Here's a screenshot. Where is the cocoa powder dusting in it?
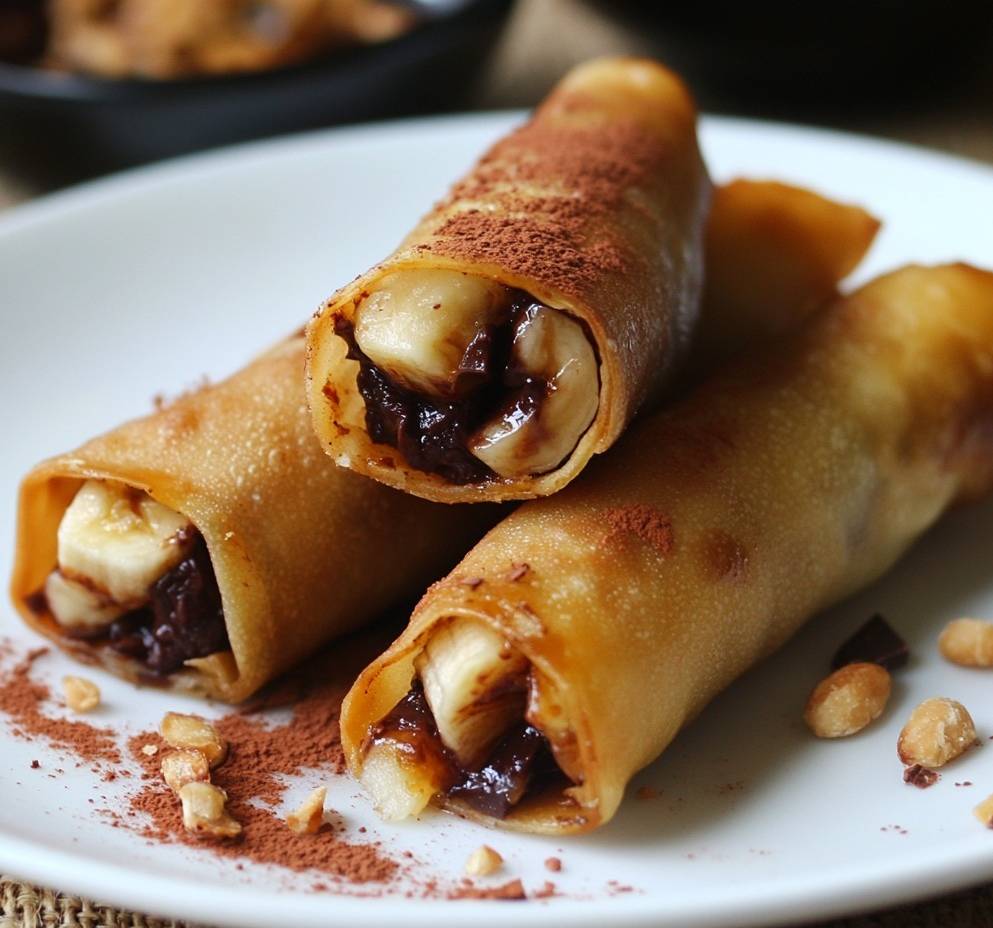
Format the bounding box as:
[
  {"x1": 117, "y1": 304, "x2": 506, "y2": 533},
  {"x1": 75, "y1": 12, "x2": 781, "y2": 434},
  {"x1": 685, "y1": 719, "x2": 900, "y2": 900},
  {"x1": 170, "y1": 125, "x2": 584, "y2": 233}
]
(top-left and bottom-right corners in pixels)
[
  {"x1": 0, "y1": 647, "x2": 120, "y2": 763},
  {"x1": 424, "y1": 121, "x2": 664, "y2": 298},
  {"x1": 126, "y1": 633, "x2": 398, "y2": 884},
  {"x1": 448, "y1": 878, "x2": 527, "y2": 901},
  {"x1": 602, "y1": 505, "x2": 674, "y2": 556}
]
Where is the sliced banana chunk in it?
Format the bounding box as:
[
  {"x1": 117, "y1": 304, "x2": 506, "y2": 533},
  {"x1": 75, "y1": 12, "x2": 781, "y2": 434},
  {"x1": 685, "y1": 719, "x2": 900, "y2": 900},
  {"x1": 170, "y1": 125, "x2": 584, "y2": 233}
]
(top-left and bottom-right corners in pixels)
[
  {"x1": 416, "y1": 617, "x2": 529, "y2": 768},
  {"x1": 469, "y1": 306, "x2": 599, "y2": 478},
  {"x1": 360, "y1": 743, "x2": 440, "y2": 821},
  {"x1": 353, "y1": 269, "x2": 509, "y2": 397},
  {"x1": 56, "y1": 479, "x2": 192, "y2": 608},
  {"x1": 44, "y1": 570, "x2": 125, "y2": 631}
]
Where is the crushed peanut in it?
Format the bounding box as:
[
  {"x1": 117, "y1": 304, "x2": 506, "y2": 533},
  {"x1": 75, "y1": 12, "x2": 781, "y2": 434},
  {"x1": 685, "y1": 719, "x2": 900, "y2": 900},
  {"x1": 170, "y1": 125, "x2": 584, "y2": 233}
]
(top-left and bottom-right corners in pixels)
[
  {"x1": 939, "y1": 618, "x2": 993, "y2": 668},
  {"x1": 974, "y1": 794, "x2": 993, "y2": 828},
  {"x1": 161, "y1": 712, "x2": 228, "y2": 768},
  {"x1": 161, "y1": 749, "x2": 210, "y2": 793},
  {"x1": 178, "y1": 782, "x2": 241, "y2": 839},
  {"x1": 140, "y1": 743, "x2": 159, "y2": 757},
  {"x1": 465, "y1": 845, "x2": 504, "y2": 877},
  {"x1": 803, "y1": 662, "x2": 891, "y2": 738},
  {"x1": 286, "y1": 786, "x2": 327, "y2": 835},
  {"x1": 898, "y1": 697, "x2": 977, "y2": 768},
  {"x1": 62, "y1": 675, "x2": 100, "y2": 713}
]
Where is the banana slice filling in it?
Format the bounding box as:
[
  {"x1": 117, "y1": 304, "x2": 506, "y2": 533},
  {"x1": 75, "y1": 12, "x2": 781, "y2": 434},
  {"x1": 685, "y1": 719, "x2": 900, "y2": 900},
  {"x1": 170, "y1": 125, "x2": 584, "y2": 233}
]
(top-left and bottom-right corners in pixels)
[
  {"x1": 28, "y1": 479, "x2": 230, "y2": 676},
  {"x1": 338, "y1": 269, "x2": 601, "y2": 484},
  {"x1": 360, "y1": 617, "x2": 575, "y2": 821}
]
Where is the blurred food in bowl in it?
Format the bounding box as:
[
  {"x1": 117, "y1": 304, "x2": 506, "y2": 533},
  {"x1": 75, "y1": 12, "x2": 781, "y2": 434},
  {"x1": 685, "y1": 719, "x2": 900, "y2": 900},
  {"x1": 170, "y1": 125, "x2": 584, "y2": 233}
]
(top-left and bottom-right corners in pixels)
[
  {"x1": 43, "y1": 0, "x2": 415, "y2": 79},
  {"x1": 0, "y1": 0, "x2": 47, "y2": 62},
  {"x1": 0, "y1": 0, "x2": 511, "y2": 180}
]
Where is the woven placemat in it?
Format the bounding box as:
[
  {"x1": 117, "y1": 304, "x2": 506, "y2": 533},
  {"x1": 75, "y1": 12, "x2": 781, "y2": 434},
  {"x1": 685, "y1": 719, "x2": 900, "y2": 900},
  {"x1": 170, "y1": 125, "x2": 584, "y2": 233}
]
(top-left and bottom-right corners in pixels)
[{"x1": 3, "y1": 875, "x2": 993, "y2": 928}]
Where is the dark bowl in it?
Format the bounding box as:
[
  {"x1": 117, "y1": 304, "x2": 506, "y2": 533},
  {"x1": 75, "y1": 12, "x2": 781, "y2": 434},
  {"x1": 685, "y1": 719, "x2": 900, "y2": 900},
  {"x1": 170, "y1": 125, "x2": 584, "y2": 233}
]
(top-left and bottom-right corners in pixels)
[{"x1": 0, "y1": 0, "x2": 512, "y2": 185}]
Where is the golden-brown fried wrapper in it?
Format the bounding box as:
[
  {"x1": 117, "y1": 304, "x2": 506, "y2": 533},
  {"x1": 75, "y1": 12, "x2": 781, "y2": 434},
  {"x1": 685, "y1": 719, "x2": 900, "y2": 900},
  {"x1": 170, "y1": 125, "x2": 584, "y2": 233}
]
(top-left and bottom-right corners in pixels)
[
  {"x1": 307, "y1": 57, "x2": 711, "y2": 503},
  {"x1": 692, "y1": 178, "x2": 880, "y2": 370},
  {"x1": 341, "y1": 264, "x2": 993, "y2": 834},
  {"x1": 9, "y1": 337, "x2": 496, "y2": 702}
]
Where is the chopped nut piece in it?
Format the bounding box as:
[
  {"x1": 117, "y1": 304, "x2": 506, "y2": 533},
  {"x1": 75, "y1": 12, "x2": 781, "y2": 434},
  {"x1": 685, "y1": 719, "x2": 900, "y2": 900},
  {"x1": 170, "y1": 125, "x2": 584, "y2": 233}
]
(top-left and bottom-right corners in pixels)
[
  {"x1": 898, "y1": 697, "x2": 977, "y2": 768},
  {"x1": 465, "y1": 845, "x2": 504, "y2": 877},
  {"x1": 178, "y1": 782, "x2": 241, "y2": 839},
  {"x1": 140, "y1": 743, "x2": 159, "y2": 756},
  {"x1": 286, "y1": 786, "x2": 327, "y2": 835},
  {"x1": 161, "y1": 749, "x2": 210, "y2": 793},
  {"x1": 974, "y1": 794, "x2": 993, "y2": 828},
  {"x1": 903, "y1": 764, "x2": 939, "y2": 789},
  {"x1": 939, "y1": 618, "x2": 993, "y2": 668},
  {"x1": 62, "y1": 675, "x2": 100, "y2": 713},
  {"x1": 803, "y1": 662, "x2": 891, "y2": 738},
  {"x1": 161, "y1": 712, "x2": 228, "y2": 768},
  {"x1": 544, "y1": 856, "x2": 562, "y2": 872}
]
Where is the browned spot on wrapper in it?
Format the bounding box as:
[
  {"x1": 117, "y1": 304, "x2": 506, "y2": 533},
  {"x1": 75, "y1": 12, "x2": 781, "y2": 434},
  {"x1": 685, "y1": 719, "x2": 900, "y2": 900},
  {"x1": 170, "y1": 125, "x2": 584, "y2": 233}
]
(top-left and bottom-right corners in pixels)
[
  {"x1": 157, "y1": 402, "x2": 200, "y2": 440},
  {"x1": 704, "y1": 530, "x2": 748, "y2": 581},
  {"x1": 603, "y1": 505, "x2": 673, "y2": 556},
  {"x1": 322, "y1": 382, "x2": 340, "y2": 406}
]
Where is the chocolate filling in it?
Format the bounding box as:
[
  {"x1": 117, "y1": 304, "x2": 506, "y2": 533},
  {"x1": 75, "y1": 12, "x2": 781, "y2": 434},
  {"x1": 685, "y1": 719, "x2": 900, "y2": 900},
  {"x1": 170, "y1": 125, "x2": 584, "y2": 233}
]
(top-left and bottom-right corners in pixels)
[
  {"x1": 28, "y1": 532, "x2": 230, "y2": 676},
  {"x1": 336, "y1": 288, "x2": 551, "y2": 485},
  {"x1": 106, "y1": 533, "x2": 229, "y2": 676},
  {"x1": 369, "y1": 681, "x2": 563, "y2": 819}
]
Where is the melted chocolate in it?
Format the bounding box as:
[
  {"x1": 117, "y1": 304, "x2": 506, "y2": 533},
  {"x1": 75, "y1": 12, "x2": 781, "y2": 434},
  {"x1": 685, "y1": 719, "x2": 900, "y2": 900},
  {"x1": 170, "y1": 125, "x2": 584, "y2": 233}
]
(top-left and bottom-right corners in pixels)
[
  {"x1": 337, "y1": 289, "x2": 551, "y2": 485},
  {"x1": 107, "y1": 533, "x2": 229, "y2": 676},
  {"x1": 370, "y1": 682, "x2": 561, "y2": 819},
  {"x1": 447, "y1": 723, "x2": 555, "y2": 818}
]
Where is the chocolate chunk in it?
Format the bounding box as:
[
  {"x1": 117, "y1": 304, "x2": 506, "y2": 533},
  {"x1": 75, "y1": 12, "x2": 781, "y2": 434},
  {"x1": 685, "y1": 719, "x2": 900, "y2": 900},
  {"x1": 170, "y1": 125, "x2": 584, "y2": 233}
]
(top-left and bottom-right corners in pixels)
[
  {"x1": 108, "y1": 534, "x2": 229, "y2": 676},
  {"x1": 447, "y1": 724, "x2": 552, "y2": 819},
  {"x1": 903, "y1": 764, "x2": 939, "y2": 789},
  {"x1": 372, "y1": 682, "x2": 563, "y2": 819},
  {"x1": 832, "y1": 614, "x2": 909, "y2": 671}
]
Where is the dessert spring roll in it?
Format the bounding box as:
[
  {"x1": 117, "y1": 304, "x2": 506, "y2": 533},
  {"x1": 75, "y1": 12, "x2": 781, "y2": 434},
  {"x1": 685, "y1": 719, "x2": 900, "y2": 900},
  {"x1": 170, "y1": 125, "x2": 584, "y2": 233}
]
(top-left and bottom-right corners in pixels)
[
  {"x1": 307, "y1": 57, "x2": 711, "y2": 503},
  {"x1": 341, "y1": 264, "x2": 993, "y2": 834},
  {"x1": 10, "y1": 336, "x2": 496, "y2": 702}
]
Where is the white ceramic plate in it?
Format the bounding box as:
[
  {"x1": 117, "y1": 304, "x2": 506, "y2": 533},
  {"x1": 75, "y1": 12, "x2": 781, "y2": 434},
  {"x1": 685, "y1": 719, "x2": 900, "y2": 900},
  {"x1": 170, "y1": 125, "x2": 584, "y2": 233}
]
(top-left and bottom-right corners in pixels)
[{"x1": 2, "y1": 113, "x2": 993, "y2": 928}]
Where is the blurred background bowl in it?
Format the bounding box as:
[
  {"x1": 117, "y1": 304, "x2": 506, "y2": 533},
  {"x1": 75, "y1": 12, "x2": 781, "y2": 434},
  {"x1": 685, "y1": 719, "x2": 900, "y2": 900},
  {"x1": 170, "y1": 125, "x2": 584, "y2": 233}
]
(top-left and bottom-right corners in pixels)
[{"x1": 0, "y1": 0, "x2": 512, "y2": 184}]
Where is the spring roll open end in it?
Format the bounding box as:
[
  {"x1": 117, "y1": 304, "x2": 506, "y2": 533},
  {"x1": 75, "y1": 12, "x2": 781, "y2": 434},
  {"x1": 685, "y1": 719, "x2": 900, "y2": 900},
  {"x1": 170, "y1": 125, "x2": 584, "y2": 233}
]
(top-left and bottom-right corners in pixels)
[
  {"x1": 341, "y1": 598, "x2": 605, "y2": 834},
  {"x1": 307, "y1": 56, "x2": 710, "y2": 502},
  {"x1": 13, "y1": 337, "x2": 498, "y2": 702}
]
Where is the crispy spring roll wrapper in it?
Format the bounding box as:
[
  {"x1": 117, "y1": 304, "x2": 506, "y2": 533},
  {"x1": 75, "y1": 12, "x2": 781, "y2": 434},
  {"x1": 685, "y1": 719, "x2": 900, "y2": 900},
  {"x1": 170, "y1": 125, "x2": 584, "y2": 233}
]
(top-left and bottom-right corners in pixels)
[
  {"x1": 341, "y1": 264, "x2": 993, "y2": 834},
  {"x1": 307, "y1": 57, "x2": 710, "y2": 503},
  {"x1": 10, "y1": 336, "x2": 497, "y2": 702},
  {"x1": 691, "y1": 178, "x2": 880, "y2": 370}
]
